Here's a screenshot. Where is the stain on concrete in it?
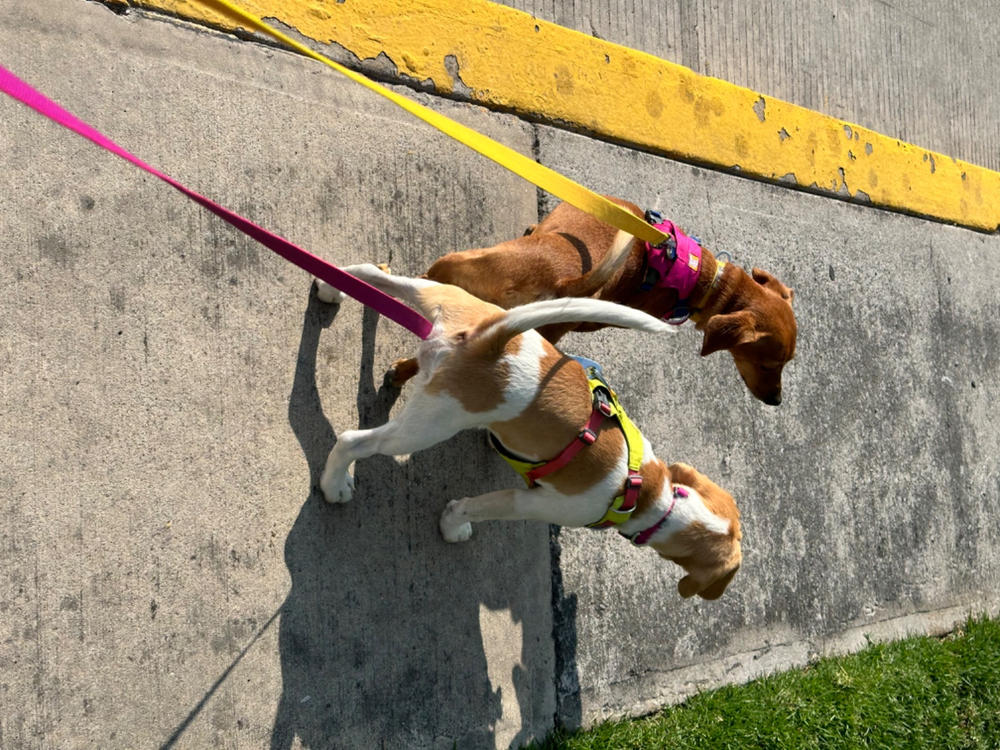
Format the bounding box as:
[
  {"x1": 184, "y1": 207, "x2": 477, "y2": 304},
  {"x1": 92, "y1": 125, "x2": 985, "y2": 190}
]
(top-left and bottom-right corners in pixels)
[
  {"x1": 37, "y1": 234, "x2": 79, "y2": 269},
  {"x1": 645, "y1": 89, "x2": 663, "y2": 119},
  {"x1": 735, "y1": 134, "x2": 749, "y2": 158},
  {"x1": 554, "y1": 65, "x2": 574, "y2": 95},
  {"x1": 109, "y1": 285, "x2": 127, "y2": 312}
]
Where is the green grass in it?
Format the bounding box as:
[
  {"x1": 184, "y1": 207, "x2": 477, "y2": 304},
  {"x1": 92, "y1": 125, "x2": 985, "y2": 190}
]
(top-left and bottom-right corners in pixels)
[{"x1": 532, "y1": 616, "x2": 1000, "y2": 750}]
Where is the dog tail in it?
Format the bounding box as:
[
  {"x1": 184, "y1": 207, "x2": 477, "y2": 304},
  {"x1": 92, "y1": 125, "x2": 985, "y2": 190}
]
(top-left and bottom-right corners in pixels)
[
  {"x1": 554, "y1": 229, "x2": 638, "y2": 298},
  {"x1": 477, "y1": 297, "x2": 671, "y2": 350}
]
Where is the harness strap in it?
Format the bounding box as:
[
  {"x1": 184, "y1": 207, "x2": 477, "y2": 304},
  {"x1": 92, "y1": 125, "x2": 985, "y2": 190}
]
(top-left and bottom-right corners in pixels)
[
  {"x1": 525, "y1": 392, "x2": 610, "y2": 485},
  {"x1": 639, "y1": 210, "x2": 703, "y2": 301},
  {"x1": 489, "y1": 357, "x2": 646, "y2": 530}
]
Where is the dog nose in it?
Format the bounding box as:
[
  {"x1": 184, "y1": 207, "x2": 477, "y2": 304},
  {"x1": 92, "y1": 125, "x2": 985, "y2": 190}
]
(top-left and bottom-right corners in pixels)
[{"x1": 763, "y1": 391, "x2": 782, "y2": 406}]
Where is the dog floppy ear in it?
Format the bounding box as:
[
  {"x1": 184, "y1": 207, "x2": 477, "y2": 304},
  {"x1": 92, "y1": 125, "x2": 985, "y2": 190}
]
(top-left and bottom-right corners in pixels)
[
  {"x1": 700, "y1": 310, "x2": 763, "y2": 356},
  {"x1": 752, "y1": 267, "x2": 794, "y2": 301}
]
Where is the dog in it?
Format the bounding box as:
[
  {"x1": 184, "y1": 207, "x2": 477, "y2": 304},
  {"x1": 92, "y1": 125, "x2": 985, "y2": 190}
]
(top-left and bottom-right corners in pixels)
[
  {"x1": 392, "y1": 198, "x2": 796, "y2": 405},
  {"x1": 315, "y1": 266, "x2": 742, "y2": 600}
]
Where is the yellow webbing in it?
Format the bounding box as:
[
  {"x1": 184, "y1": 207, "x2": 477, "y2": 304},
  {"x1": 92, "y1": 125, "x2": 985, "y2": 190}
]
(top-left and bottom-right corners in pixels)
[{"x1": 200, "y1": 0, "x2": 669, "y2": 247}]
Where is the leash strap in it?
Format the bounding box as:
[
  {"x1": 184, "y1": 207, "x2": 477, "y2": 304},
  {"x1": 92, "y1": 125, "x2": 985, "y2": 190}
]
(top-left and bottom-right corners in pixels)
[
  {"x1": 0, "y1": 64, "x2": 433, "y2": 340},
  {"x1": 199, "y1": 0, "x2": 670, "y2": 248}
]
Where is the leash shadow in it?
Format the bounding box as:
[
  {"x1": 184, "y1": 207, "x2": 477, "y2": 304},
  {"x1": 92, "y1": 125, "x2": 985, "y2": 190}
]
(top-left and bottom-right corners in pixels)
[{"x1": 272, "y1": 291, "x2": 567, "y2": 748}]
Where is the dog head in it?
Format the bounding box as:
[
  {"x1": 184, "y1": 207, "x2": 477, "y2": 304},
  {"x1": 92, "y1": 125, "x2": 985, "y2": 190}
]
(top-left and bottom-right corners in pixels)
[
  {"x1": 699, "y1": 267, "x2": 796, "y2": 406},
  {"x1": 653, "y1": 463, "x2": 742, "y2": 600}
]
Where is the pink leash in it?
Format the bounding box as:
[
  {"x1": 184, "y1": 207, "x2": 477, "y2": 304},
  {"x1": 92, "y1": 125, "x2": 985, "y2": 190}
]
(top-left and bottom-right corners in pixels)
[{"x1": 0, "y1": 65, "x2": 433, "y2": 340}]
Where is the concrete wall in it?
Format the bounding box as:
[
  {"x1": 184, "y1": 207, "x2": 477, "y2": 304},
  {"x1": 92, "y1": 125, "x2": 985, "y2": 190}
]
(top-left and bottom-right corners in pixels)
[
  {"x1": 1, "y1": 4, "x2": 551, "y2": 748},
  {"x1": 2, "y1": 0, "x2": 999, "y2": 748},
  {"x1": 534, "y1": 127, "x2": 1000, "y2": 719},
  {"x1": 503, "y1": 0, "x2": 1000, "y2": 172}
]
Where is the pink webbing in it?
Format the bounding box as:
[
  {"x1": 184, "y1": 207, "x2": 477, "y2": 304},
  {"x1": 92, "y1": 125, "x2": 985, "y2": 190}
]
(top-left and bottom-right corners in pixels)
[
  {"x1": 0, "y1": 65, "x2": 433, "y2": 339},
  {"x1": 645, "y1": 219, "x2": 703, "y2": 301}
]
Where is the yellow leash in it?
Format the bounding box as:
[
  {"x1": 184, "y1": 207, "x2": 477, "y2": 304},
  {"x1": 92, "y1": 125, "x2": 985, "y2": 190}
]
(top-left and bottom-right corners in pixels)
[{"x1": 200, "y1": 0, "x2": 669, "y2": 247}]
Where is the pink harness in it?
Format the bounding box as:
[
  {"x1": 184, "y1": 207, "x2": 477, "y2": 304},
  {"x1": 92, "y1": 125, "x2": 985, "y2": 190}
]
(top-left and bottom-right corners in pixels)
[{"x1": 641, "y1": 211, "x2": 704, "y2": 321}]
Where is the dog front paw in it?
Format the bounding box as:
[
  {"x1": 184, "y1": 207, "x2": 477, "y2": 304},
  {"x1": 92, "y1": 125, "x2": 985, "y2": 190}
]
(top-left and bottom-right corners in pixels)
[
  {"x1": 321, "y1": 471, "x2": 354, "y2": 504},
  {"x1": 440, "y1": 499, "x2": 473, "y2": 543},
  {"x1": 314, "y1": 279, "x2": 345, "y2": 304}
]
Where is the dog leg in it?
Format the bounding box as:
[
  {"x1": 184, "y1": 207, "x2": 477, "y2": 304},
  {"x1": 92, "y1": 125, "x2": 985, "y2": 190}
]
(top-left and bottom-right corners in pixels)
[
  {"x1": 439, "y1": 488, "x2": 588, "y2": 542},
  {"x1": 314, "y1": 278, "x2": 346, "y2": 304},
  {"x1": 315, "y1": 263, "x2": 437, "y2": 309},
  {"x1": 320, "y1": 389, "x2": 473, "y2": 503}
]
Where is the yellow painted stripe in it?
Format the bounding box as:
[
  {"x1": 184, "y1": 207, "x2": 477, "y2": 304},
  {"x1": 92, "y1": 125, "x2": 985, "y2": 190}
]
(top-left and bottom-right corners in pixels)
[{"x1": 124, "y1": 0, "x2": 1000, "y2": 231}]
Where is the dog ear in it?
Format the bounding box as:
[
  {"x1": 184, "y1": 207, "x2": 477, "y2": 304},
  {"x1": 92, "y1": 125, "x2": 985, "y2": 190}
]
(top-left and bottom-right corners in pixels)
[
  {"x1": 677, "y1": 575, "x2": 701, "y2": 598},
  {"x1": 700, "y1": 310, "x2": 762, "y2": 356},
  {"x1": 677, "y1": 564, "x2": 740, "y2": 600},
  {"x1": 752, "y1": 267, "x2": 794, "y2": 301},
  {"x1": 667, "y1": 462, "x2": 699, "y2": 488}
]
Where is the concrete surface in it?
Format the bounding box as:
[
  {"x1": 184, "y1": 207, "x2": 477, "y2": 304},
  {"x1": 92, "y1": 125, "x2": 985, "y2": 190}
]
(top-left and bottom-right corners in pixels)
[
  {"x1": 118, "y1": 0, "x2": 1000, "y2": 231},
  {"x1": 503, "y1": 0, "x2": 1000, "y2": 173},
  {"x1": 2, "y1": 0, "x2": 999, "y2": 748},
  {"x1": 1, "y1": 2, "x2": 552, "y2": 748},
  {"x1": 534, "y1": 127, "x2": 1000, "y2": 722}
]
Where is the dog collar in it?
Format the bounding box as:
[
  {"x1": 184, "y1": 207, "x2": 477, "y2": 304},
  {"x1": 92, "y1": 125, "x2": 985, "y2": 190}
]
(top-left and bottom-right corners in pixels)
[
  {"x1": 639, "y1": 209, "x2": 703, "y2": 302},
  {"x1": 621, "y1": 486, "x2": 687, "y2": 545}
]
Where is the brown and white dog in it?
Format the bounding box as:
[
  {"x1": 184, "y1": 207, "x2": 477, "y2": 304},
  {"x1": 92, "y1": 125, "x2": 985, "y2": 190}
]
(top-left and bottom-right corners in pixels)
[
  {"x1": 316, "y1": 266, "x2": 742, "y2": 600},
  {"x1": 396, "y1": 198, "x2": 796, "y2": 405}
]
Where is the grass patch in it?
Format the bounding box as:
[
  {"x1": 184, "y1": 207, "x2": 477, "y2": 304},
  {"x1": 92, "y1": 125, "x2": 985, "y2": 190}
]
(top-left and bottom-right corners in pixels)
[{"x1": 532, "y1": 616, "x2": 1000, "y2": 749}]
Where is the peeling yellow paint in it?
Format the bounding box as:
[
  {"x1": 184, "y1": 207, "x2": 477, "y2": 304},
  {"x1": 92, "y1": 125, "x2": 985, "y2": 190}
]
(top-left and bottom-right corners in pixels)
[{"x1": 125, "y1": 0, "x2": 1000, "y2": 231}]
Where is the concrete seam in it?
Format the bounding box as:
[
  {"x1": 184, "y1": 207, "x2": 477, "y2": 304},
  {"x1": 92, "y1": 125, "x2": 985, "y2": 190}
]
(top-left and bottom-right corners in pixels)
[{"x1": 548, "y1": 525, "x2": 581, "y2": 729}]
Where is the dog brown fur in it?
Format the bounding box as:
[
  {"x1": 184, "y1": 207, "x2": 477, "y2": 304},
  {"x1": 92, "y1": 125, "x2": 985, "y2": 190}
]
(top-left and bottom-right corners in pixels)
[{"x1": 411, "y1": 198, "x2": 797, "y2": 404}]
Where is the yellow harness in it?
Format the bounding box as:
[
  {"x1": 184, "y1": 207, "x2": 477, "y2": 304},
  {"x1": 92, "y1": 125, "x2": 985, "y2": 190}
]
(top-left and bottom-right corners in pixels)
[{"x1": 488, "y1": 357, "x2": 645, "y2": 528}]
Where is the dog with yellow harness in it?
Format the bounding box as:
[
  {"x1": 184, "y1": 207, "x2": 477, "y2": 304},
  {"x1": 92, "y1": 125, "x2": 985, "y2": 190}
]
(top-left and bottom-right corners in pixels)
[{"x1": 316, "y1": 265, "x2": 742, "y2": 600}]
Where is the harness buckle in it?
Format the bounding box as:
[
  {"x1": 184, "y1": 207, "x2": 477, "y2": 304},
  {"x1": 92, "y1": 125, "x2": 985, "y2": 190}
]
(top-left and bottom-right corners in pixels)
[
  {"x1": 625, "y1": 474, "x2": 643, "y2": 492},
  {"x1": 644, "y1": 208, "x2": 663, "y2": 225},
  {"x1": 578, "y1": 428, "x2": 598, "y2": 445},
  {"x1": 594, "y1": 389, "x2": 613, "y2": 417}
]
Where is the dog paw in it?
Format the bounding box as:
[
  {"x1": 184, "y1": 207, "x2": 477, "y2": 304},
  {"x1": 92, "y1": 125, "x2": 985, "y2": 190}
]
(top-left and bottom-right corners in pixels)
[
  {"x1": 440, "y1": 500, "x2": 473, "y2": 543},
  {"x1": 314, "y1": 279, "x2": 345, "y2": 304},
  {"x1": 320, "y1": 471, "x2": 354, "y2": 504}
]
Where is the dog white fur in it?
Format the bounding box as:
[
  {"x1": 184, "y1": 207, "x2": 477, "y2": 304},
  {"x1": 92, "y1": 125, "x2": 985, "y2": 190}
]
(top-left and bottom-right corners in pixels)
[{"x1": 316, "y1": 265, "x2": 742, "y2": 599}]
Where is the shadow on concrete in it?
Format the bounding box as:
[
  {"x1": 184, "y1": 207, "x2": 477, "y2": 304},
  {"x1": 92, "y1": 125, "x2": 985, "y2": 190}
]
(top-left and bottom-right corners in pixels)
[{"x1": 270, "y1": 291, "x2": 569, "y2": 748}]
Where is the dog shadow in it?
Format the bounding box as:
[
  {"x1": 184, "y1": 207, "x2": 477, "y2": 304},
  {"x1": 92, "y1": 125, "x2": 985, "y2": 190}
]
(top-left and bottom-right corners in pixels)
[{"x1": 271, "y1": 291, "x2": 574, "y2": 748}]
